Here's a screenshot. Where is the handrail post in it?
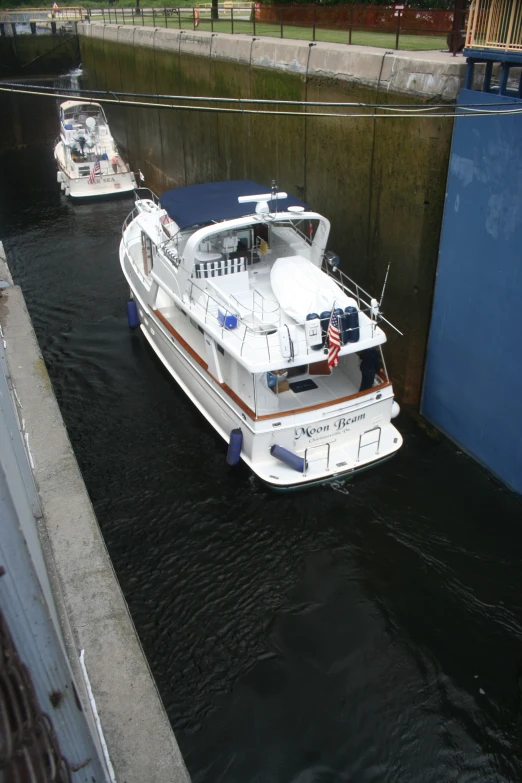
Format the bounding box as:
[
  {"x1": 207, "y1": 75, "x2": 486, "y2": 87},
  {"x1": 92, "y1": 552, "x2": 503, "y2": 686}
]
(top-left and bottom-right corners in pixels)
[
  {"x1": 231, "y1": 5, "x2": 234, "y2": 34},
  {"x1": 165, "y1": 7, "x2": 167, "y2": 27},
  {"x1": 349, "y1": 4, "x2": 353, "y2": 44},
  {"x1": 395, "y1": 6, "x2": 400, "y2": 49},
  {"x1": 253, "y1": 3, "x2": 256, "y2": 35},
  {"x1": 484, "y1": 0, "x2": 494, "y2": 47},
  {"x1": 504, "y1": 0, "x2": 517, "y2": 49},
  {"x1": 152, "y1": 7, "x2": 155, "y2": 26},
  {"x1": 280, "y1": 6, "x2": 283, "y2": 38},
  {"x1": 313, "y1": 5, "x2": 316, "y2": 41},
  {"x1": 193, "y1": 6, "x2": 196, "y2": 30}
]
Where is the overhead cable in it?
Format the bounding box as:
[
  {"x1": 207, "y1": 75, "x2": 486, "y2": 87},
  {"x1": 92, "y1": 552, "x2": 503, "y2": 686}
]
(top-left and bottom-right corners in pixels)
[
  {"x1": 2, "y1": 84, "x2": 522, "y2": 119},
  {"x1": 2, "y1": 80, "x2": 520, "y2": 111}
]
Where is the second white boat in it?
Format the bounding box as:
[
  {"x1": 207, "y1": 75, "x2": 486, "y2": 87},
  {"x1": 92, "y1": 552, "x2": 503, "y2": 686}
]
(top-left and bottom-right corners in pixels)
[{"x1": 54, "y1": 100, "x2": 136, "y2": 199}]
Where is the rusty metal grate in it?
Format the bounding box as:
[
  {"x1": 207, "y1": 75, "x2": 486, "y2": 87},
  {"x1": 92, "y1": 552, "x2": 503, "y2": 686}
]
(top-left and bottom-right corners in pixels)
[{"x1": 0, "y1": 604, "x2": 72, "y2": 783}]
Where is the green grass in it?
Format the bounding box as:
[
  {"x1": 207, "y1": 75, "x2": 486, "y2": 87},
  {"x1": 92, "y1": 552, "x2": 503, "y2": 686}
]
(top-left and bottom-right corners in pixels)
[
  {"x1": 0, "y1": 0, "x2": 448, "y2": 51},
  {"x1": 102, "y1": 11, "x2": 447, "y2": 52}
]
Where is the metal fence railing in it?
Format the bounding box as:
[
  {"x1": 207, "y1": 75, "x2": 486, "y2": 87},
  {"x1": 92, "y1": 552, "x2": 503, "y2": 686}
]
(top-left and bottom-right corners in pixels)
[
  {"x1": 466, "y1": 0, "x2": 522, "y2": 51},
  {"x1": 86, "y1": 4, "x2": 464, "y2": 52},
  {"x1": 0, "y1": 6, "x2": 86, "y2": 23}
]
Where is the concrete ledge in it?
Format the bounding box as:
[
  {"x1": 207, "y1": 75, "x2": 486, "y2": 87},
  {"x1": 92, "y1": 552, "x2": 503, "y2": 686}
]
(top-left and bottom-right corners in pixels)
[
  {"x1": 251, "y1": 37, "x2": 310, "y2": 74},
  {"x1": 154, "y1": 26, "x2": 183, "y2": 53},
  {"x1": 102, "y1": 23, "x2": 120, "y2": 43},
  {"x1": 179, "y1": 30, "x2": 213, "y2": 58},
  {"x1": 78, "y1": 21, "x2": 467, "y2": 99},
  {"x1": 212, "y1": 34, "x2": 253, "y2": 65},
  {"x1": 117, "y1": 25, "x2": 136, "y2": 47},
  {"x1": 0, "y1": 281, "x2": 190, "y2": 783},
  {"x1": 133, "y1": 25, "x2": 158, "y2": 49},
  {"x1": 0, "y1": 242, "x2": 13, "y2": 287}
]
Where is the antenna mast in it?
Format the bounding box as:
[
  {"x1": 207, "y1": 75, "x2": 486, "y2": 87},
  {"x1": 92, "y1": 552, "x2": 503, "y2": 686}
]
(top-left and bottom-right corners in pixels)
[{"x1": 379, "y1": 262, "x2": 391, "y2": 307}]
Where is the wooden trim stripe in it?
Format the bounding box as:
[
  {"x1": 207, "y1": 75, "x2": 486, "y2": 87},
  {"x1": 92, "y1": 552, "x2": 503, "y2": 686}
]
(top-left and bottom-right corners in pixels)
[
  {"x1": 152, "y1": 309, "x2": 391, "y2": 422},
  {"x1": 154, "y1": 309, "x2": 257, "y2": 419}
]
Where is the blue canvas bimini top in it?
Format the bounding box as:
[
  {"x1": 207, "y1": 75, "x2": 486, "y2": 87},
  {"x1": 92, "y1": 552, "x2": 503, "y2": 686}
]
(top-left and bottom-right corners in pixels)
[{"x1": 159, "y1": 180, "x2": 310, "y2": 230}]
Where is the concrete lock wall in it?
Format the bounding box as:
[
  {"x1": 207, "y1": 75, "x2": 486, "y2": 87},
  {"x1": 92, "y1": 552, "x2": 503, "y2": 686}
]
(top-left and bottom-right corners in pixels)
[
  {"x1": 78, "y1": 23, "x2": 465, "y2": 404},
  {"x1": 0, "y1": 244, "x2": 191, "y2": 783},
  {"x1": 0, "y1": 33, "x2": 80, "y2": 76},
  {"x1": 422, "y1": 89, "x2": 522, "y2": 495}
]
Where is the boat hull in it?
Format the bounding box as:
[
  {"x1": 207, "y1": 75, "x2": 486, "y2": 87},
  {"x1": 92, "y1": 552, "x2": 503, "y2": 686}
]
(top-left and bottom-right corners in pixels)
[
  {"x1": 120, "y1": 243, "x2": 403, "y2": 489},
  {"x1": 54, "y1": 143, "x2": 136, "y2": 200}
]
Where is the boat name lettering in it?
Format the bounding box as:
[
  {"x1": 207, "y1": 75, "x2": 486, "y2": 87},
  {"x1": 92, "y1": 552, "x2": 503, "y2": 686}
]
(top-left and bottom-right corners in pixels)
[{"x1": 294, "y1": 413, "x2": 366, "y2": 441}]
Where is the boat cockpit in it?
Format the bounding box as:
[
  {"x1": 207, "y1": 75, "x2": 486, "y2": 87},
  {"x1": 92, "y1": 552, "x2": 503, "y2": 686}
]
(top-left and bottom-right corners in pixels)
[{"x1": 59, "y1": 101, "x2": 114, "y2": 165}]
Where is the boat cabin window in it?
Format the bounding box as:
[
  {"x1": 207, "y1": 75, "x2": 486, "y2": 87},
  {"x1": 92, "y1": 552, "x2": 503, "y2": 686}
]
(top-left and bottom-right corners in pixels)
[
  {"x1": 141, "y1": 232, "x2": 154, "y2": 275},
  {"x1": 195, "y1": 228, "x2": 255, "y2": 262}
]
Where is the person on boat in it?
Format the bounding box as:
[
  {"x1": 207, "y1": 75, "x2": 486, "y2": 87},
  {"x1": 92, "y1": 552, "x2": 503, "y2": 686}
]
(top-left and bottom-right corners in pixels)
[
  {"x1": 111, "y1": 154, "x2": 119, "y2": 174},
  {"x1": 358, "y1": 348, "x2": 381, "y2": 392}
]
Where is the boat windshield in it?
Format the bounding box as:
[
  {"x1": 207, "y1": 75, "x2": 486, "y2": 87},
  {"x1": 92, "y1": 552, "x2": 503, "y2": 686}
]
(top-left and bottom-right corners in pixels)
[{"x1": 188, "y1": 216, "x2": 322, "y2": 276}]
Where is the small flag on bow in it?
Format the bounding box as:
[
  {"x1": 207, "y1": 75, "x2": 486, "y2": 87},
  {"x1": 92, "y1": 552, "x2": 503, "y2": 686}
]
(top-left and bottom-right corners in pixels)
[
  {"x1": 327, "y1": 310, "x2": 341, "y2": 370},
  {"x1": 88, "y1": 159, "x2": 101, "y2": 184},
  {"x1": 139, "y1": 169, "x2": 145, "y2": 182}
]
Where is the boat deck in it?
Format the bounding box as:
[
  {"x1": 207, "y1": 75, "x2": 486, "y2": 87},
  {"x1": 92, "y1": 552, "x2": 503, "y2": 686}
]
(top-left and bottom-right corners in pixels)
[{"x1": 269, "y1": 369, "x2": 360, "y2": 412}]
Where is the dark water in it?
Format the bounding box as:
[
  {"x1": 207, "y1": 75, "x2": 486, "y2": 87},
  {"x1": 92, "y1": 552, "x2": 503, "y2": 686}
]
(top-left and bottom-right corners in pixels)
[{"x1": 2, "y1": 123, "x2": 522, "y2": 783}]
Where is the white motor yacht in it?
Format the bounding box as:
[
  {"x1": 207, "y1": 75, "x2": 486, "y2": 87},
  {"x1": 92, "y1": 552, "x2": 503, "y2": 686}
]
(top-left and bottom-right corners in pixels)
[
  {"x1": 119, "y1": 180, "x2": 403, "y2": 489},
  {"x1": 54, "y1": 101, "x2": 136, "y2": 199}
]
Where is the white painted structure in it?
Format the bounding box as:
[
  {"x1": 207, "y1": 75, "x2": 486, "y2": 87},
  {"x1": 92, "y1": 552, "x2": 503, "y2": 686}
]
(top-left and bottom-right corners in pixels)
[
  {"x1": 120, "y1": 182, "x2": 402, "y2": 489},
  {"x1": 54, "y1": 100, "x2": 136, "y2": 199}
]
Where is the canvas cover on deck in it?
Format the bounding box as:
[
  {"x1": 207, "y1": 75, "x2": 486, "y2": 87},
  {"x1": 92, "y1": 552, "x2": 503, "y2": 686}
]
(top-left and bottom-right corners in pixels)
[
  {"x1": 160, "y1": 180, "x2": 309, "y2": 230},
  {"x1": 271, "y1": 256, "x2": 357, "y2": 322}
]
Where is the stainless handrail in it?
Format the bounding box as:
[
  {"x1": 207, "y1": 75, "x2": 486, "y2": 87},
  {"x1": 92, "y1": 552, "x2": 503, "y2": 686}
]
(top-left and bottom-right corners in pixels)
[
  {"x1": 324, "y1": 262, "x2": 403, "y2": 336},
  {"x1": 121, "y1": 209, "x2": 395, "y2": 363},
  {"x1": 356, "y1": 426, "x2": 382, "y2": 463},
  {"x1": 303, "y1": 442, "x2": 331, "y2": 476},
  {"x1": 134, "y1": 187, "x2": 159, "y2": 205}
]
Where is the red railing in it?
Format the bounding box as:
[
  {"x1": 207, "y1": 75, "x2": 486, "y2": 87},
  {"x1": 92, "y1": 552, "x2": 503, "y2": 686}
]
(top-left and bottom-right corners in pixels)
[
  {"x1": 94, "y1": 5, "x2": 467, "y2": 52},
  {"x1": 254, "y1": 4, "x2": 462, "y2": 40}
]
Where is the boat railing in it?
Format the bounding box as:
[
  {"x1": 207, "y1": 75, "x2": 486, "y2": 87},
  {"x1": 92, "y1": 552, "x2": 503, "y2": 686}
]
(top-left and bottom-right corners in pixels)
[
  {"x1": 122, "y1": 206, "x2": 140, "y2": 236},
  {"x1": 230, "y1": 288, "x2": 280, "y2": 325},
  {"x1": 303, "y1": 442, "x2": 331, "y2": 476},
  {"x1": 323, "y1": 262, "x2": 402, "y2": 336},
  {"x1": 186, "y1": 276, "x2": 383, "y2": 365},
  {"x1": 134, "y1": 187, "x2": 160, "y2": 206}
]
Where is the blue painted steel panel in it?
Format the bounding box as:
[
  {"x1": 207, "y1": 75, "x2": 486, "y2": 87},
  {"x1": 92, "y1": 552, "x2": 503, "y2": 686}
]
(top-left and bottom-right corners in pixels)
[
  {"x1": 422, "y1": 89, "x2": 522, "y2": 494},
  {"x1": 464, "y1": 47, "x2": 522, "y2": 64}
]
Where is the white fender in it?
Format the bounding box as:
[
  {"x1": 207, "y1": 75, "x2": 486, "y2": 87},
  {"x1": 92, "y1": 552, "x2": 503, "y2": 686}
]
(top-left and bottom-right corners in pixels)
[
  {"x1": 391, "y1": 401, "x2": 400, "y2": 419},
  {"x1": 278, "y1": 324, "x2": 298, "y2": 359}
]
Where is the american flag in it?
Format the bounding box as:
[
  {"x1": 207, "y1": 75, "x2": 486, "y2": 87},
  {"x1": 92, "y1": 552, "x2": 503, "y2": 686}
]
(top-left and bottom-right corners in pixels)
[
  {"x1": 89, "y1": 159, "x2": 101, "y2": 184},
  {"x1": 327, "y1": 310, "x2": 341, "y2": 370}
]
